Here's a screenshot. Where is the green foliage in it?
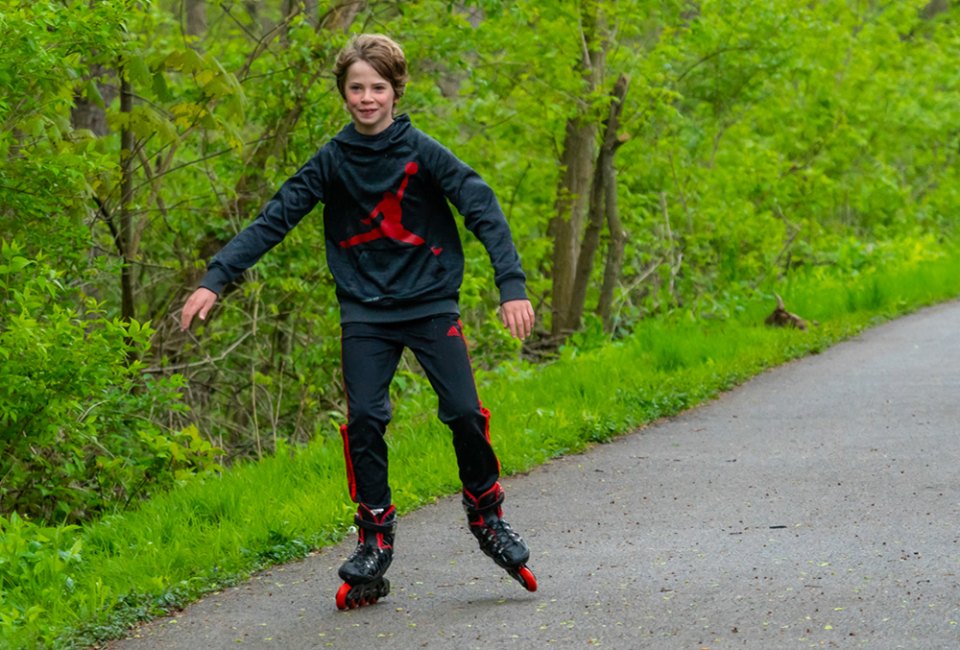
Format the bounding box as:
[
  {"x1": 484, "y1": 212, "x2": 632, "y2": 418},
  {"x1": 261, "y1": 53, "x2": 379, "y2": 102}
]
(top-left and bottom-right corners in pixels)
[
  {"x1": 0, "y1": 241, "x2": 221, "y2": 523},
  {"x1": 5, "y1": 0, "x2": 958, "y2": 460},
  {"x1": 3, "y1": 244, "x2": 959, "y2": 649},
  {"x1": 1, "y1": 0, "x2": 960, "y2": 641},
  {"x1": 0, "y1": 514, "x2": 83, "y2": 648},
  {"x1": 0, "y1": 0, "x2": 130, "y2": 273}
]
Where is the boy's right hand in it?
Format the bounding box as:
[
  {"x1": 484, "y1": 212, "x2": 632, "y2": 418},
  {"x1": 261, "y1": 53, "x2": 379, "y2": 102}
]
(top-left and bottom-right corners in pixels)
[
  {"x1": 500, "y1": 299, "x2": 535, "y2": 341},
  {"x1": 180, "y1": 287, "x2": 218, "y2": 331}
]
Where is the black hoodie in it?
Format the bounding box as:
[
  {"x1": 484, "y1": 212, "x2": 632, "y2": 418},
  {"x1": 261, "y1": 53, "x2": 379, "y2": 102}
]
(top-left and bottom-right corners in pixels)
[{"x1": 200, "y1": 115, "x2": 528, "y2": 323}]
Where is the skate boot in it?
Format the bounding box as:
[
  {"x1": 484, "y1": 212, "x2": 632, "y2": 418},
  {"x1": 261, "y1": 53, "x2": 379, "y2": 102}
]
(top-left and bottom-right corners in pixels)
[
  {"x1": 463, "y1": 483, "x2": 537, "y2": 592},
  {"x1": 335, "y1": 504, "x2": 396, "y2": 610}
]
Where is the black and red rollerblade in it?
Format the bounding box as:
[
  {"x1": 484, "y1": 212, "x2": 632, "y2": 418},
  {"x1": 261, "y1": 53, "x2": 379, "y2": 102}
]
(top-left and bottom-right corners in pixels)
[
  {"x1": 463, "y1": 484, "x2": 537, "y2": 592},
  {"x1": 335, "y1": 504, "x2": 396, "y2": 610}
]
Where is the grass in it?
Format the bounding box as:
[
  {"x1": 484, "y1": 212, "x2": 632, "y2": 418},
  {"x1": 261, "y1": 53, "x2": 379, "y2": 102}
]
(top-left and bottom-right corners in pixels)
[{"x1": 4, "y1": 243, "x2": 960, "y2": 649}]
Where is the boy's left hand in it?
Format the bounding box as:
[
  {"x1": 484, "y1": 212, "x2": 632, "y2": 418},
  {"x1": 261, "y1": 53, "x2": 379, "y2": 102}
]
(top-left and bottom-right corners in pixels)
[{"x1": 500, "y1": 299, "x2": 535, "y2": 340}]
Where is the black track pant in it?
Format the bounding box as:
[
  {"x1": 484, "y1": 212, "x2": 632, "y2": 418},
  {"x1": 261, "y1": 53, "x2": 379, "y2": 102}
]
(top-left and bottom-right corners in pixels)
[{"x1": 339, "y1": 314, "x2": 501, "y2": 509}]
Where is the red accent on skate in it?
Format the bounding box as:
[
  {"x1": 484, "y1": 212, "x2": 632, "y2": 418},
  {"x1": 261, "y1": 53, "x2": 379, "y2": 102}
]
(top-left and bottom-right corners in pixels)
[
  {"x1": 431, "y1": 246, "x2": 443, "y2": 256},
  {"x1": 335, "y1": 582, "x2": 351, "y2": 610},
  {"x1": 335, "y1": 578, "x2": 390, "y2": 610},
  {"x1": 367, "y1": 504, "x2": 395, "y2": 551},
  {"x1": 463, "y1": 482, "x2": 503, "y2": 518},
  {"x1": 480, "y1": 482, "x2": 501, "y2": 503},
  {"x1": 518, "y1": 566, "x2": 538, "y2": 592}
]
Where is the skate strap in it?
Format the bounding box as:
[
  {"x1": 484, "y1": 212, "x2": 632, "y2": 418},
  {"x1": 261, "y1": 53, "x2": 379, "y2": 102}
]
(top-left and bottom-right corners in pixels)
[
  {"x1": 462, "y1": 484, "x2": 505, "y2": 514},
  {"x1": 354, "y1": 513, "x2": 397, "y2": 534}
]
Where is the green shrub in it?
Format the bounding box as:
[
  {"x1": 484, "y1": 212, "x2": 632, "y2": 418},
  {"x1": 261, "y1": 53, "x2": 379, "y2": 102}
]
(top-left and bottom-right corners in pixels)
[
  {"x1": 0, "y1": 514, "x2": 84, "y2": 648},
  {"x1": 0, "y1": 241, "x2": 222, "y2": 523}
]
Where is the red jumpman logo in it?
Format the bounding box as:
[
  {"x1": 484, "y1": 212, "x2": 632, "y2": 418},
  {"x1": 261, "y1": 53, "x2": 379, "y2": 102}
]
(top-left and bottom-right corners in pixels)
[{"x1": 339, "y1": 162, "x2": 424, "y2": 248}]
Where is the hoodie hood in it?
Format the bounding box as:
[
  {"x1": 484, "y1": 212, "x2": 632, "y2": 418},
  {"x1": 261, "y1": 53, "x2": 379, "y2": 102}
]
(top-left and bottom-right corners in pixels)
[{"x1": 333, "y1": 114, "x2": 412, "y2": 152}]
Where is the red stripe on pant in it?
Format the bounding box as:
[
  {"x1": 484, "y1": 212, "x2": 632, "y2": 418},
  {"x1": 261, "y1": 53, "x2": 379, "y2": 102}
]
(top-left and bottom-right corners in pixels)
[
  {"x1": 479, "y1": 405, "x2": 500, "y2": 474},
  {"x1": 340, "y1": 423, "x2": 358, "y2": 502}
]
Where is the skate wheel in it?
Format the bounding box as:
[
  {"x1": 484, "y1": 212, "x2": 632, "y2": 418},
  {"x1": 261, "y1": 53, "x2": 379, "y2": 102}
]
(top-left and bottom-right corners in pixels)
[
  {"x1": 335, "y1": 582, "x2": 351, "y2": 610},
  {"x1": 518, "y1": 566, "x2": 538, "y2": 592}
]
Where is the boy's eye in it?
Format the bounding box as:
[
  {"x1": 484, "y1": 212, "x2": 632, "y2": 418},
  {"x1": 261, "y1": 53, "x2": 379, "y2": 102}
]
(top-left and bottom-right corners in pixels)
[{"x1": 349, "y1": 85, "x2": 388, "y2": 93}]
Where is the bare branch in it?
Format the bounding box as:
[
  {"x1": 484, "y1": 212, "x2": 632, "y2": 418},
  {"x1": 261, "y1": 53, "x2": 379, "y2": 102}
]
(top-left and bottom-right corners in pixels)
[{"x1": 142, "y1": 331, "x2": 252, "y2": 374}]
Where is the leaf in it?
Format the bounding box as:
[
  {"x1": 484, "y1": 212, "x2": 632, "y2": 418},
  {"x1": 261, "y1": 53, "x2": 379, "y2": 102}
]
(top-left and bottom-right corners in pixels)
[
  {"x1": 165, "y1": 47, "x2": 203, "y2": 73},
  {"x1": 125, "y1": 54, "x2": 152, "y2": 87},
  {"x1": 83, "y1": 79, "x2": 105, "y2": 109},
  {"x1": 152, "y1": 71, "x2": 172, "y2": 102}
]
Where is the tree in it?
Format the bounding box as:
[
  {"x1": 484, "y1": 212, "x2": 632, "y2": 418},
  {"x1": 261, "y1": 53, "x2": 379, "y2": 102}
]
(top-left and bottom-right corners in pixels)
[
  {"x1": 575, "y1": 74, "x2": 629, "y2": 332},
  {"x1": 547, "y1": 0, "x2": 606, "y2": 338},
  {"x1": 4, "y1": 0, "x2": 960, "y2": 471}
]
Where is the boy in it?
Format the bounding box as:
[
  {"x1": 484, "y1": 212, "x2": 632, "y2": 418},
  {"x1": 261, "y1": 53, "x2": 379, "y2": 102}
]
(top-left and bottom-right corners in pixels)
[{"x1": 180, "y1": 34, "x2": 537, "y2": 608}]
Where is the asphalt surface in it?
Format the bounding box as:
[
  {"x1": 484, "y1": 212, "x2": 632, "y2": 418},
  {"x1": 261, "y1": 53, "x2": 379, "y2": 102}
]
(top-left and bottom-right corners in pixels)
[{"x1": 109, "y1": 302, "x2": 960, "y2": 649}]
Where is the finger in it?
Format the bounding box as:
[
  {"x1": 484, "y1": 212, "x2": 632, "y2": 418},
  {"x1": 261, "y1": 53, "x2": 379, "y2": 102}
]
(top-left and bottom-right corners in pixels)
[
  {"x1": 514, "y1": 321, "x2": 527, "y2": 340},
  {"x1": 508, "y1": 314, "x2": 522, "y2": 340},
  {"x1": 509, "y1": 309, "x2": 529, "y2": 340},
  {"x1": 180, "y1": 302, "x2": 195, "y2": 332},
  {"x1": 524, "y1": 304, "x2": 535, "y2": 336},
  {"x1": 522, "y1": 314, "x2": 533, "y2": 339},
  {"x1": 515, "y1": 305, "x2": 533, "y2": 340},
  {"x1": 501, "y1": 306, "x2": 518, "y2": 338},
  {"x1": 507, "y1": 311, "x2": 522, "y2": 340}
]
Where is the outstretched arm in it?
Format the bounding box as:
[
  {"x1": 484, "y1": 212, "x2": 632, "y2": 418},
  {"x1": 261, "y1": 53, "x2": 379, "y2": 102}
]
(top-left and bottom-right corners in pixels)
[
  {"x1": 201, "y1": 150, "x2": 328, "y2": 296},
  {"x1": 420, "y1": 136, "x2": 529, "y2": 307}
]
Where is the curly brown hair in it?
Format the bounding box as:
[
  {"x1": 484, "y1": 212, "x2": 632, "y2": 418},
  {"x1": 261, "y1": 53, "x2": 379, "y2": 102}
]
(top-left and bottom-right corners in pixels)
[{"x1": 333, "y1": 34, "x2": 408, "y2": 101}]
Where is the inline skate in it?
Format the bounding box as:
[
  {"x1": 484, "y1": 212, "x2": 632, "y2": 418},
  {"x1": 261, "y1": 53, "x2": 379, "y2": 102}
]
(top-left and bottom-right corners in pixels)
[
  {"x1": 463, "y1": 484, "x2": 537, "y2": 591},
  {"x1": 335, "y1": 504, "x2": 396, "y2": 609}
]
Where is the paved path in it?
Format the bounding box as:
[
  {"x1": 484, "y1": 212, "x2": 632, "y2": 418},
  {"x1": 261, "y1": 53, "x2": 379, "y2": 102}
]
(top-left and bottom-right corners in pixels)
[{"x1": 110, "y1": 302, "x2": 960, "y2": 649}]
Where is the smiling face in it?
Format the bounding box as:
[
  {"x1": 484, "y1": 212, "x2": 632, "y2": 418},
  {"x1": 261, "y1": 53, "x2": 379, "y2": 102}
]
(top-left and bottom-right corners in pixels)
[{"x1": 343, "y1": 60, "x2": 397, "y2": 136}]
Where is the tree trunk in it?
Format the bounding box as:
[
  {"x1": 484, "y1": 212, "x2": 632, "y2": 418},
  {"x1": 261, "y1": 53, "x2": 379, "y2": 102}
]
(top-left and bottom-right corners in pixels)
[
  {"x1": 597, "y1": 148, "x2": 627, "y2": 332},
  {"x1": 548, "y1": 0, "x2": 605, "y2": 338},
  {"x1": 567, "y1": 142, "x2": 606, "y2": 334},
  {"x1": 119, "y1": 71, "x2": 136, "y2": 326},
  {"x1": 185, "y1": 0, "x2": 207, "y2": 37},
  {"x1": 244, "y1": 1, "x2": 259, "y2": 25},
  {"x1": 303, "y1": 0, "x2": 319, "y2": 23},
  {"x1": 549, "y1": 119, "x2": 597, "y2": 336},
  {"x1": 71, "y1": 64, "x2": 116, "y2": 136},
  {"x1": 568, "y1": 75, "x2": 629, "y2": 333},
  {"x1": 921, "y1": 0, "x2": 950, "y2": 20},
  {"x1": 284, "y1": 0, "x2": 319, "y2": 23}
]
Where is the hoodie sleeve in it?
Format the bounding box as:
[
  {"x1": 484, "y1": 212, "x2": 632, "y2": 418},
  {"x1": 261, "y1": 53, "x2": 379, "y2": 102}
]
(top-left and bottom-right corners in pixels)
[
  {"x1": 199, "y1": 149, "x2": 328, "y2": 296},
  {"x1": 418, "y1": 134, "x2": 528, "y2": 304}
]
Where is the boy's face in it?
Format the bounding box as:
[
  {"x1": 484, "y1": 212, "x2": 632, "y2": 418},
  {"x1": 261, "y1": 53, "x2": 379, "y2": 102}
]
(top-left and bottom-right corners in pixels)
[{"x1": 344, "y1": 60, "x2": 396, "y2": 136}]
